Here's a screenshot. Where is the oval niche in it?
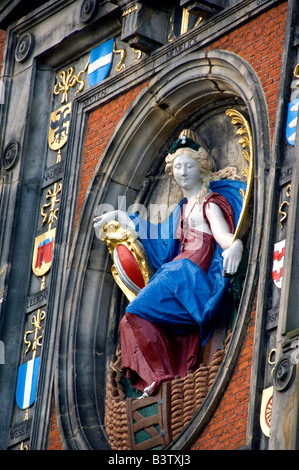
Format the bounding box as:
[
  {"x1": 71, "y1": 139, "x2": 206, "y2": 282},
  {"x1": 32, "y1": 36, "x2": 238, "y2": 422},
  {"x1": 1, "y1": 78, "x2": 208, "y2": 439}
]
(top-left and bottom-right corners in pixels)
[{"x1": 56, "y1": 49, "x2": 270, "y2": 450}]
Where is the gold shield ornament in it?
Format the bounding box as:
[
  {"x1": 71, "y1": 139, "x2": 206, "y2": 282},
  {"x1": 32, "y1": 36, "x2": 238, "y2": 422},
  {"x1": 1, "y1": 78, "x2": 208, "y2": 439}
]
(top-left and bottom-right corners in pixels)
[
  {"x1": 32, "y1": 228, "x2": 56, "y2": 277},
  {"x1": 48, "y1": 103, "x2": 72, "y2": 151}
]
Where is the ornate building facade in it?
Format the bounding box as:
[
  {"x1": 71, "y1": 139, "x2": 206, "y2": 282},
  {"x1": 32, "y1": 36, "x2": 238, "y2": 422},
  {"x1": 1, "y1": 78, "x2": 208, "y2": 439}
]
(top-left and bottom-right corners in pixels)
[{"x1": 0, "y1": 0, "x2": 298, "y2": 452}]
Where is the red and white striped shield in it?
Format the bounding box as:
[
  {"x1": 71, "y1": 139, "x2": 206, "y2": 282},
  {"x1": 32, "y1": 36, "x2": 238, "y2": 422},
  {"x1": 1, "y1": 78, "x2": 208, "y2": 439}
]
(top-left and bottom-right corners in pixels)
[{"x1": 272, "y1": 239, "x2": 286, "y2": 288}]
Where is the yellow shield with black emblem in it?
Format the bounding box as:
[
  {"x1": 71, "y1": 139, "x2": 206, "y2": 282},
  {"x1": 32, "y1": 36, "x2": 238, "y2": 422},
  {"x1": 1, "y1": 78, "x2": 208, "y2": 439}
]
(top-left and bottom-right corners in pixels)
[{"x1": 48, "y1": 103, "x2": 72, "y2": 151}]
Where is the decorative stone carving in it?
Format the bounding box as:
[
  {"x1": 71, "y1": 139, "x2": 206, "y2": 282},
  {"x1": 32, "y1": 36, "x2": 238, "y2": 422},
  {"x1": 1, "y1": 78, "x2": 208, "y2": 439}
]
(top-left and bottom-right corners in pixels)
[
  {"x1": 273, "y1": 355, "x2": 296, "y2": 392},
  {"x1": 15, "y1": 33, "x2": 34, "y2": 63},
  {"x1": 2, "y1": 141, "x2": 20, "y2": 170},
  {"x1": 80, "y1": 0, "x2": 99, "y2": 23}
]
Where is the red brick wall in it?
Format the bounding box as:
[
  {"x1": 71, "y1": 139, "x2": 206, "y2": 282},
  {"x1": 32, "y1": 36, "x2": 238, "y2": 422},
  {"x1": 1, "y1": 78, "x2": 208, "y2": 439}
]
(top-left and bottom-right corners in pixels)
[
  {"x1": 192, "y1": 312, "x2": 256, "y2": 450},
  {"x1": 0, "y1": 30, "x2": 6, "y2": 77},
  {"x1": 47, "y1": 406, "x2": 63, "y2": 451},
  {"x1": 207, "y1": 2, "x2": 287, "y2": 141},
  {"x1": 74, "y1": 82, "x2": 149, "y2": 227}
]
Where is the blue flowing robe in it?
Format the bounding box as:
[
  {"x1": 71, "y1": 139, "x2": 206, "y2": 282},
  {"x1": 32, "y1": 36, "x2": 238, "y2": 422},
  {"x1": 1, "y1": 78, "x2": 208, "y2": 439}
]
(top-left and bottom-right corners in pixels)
[{"x1": 120, "y1": 179, "x2": 246, "y2": 393}]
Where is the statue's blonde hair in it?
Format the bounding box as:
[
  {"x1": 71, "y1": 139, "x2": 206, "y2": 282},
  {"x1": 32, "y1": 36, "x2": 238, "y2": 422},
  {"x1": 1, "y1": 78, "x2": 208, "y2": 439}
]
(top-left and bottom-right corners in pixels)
[{"x1": 165, "y1": 146, "x2": 240, "y2": 204}]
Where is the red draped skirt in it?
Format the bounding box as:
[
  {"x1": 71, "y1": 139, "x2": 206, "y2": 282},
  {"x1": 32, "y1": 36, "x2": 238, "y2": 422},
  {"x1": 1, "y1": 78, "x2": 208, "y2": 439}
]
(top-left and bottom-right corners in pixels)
[{"x1": 120, "y1": 312, "x2": 200, "y2": 394}]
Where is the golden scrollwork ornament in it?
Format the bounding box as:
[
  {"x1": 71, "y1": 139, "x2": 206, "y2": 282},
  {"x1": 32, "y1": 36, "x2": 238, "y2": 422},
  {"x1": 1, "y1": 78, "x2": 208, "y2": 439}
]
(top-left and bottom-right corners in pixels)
[
  {"x1": 279, "y1": 184, "x2": 291, "y2": 229},
  {"x1": 113, "y1": 42, "x2": 126, "y2": 72},
  {"x1": 24, "y1": 309, "x2": 46, "y2": 357},
  {"x1": 53, "y1": 60, "x2": 89, "y2": 104},
  {"x1": 40, "y1": 182, "x2": 62, "y2": 228},
  {"x1": 225, "y1": 109, "x2": 254, "y2": 242}
]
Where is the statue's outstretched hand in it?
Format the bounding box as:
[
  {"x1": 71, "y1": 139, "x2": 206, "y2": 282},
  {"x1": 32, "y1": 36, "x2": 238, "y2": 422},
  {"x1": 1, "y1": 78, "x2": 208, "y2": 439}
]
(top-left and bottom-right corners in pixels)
[
  {"x1": 222, "y1": 239, "x2": 243, "y2": 275},
  {"x1": 93, "y1": 210, "x2": 137, "y2": 239}
]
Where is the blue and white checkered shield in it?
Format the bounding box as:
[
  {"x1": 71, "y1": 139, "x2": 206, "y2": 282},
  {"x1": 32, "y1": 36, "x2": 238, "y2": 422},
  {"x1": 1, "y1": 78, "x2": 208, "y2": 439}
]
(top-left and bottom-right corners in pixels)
[
  {"x1": 88, "y1": 38, "x2": 114, "y2": 87},
  {"x1": 16, "y1": 357, "x2": 40, "y2": 410}
]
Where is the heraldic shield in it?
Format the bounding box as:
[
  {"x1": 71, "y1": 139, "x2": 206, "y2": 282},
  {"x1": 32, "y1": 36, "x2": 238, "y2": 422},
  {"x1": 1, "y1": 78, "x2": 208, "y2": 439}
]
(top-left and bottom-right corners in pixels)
[
  {"x1": 48, "y1": 103, "x2": 72, "y2": 151},
  {"x1": 16, "y1": 357, "x2": 41, "y2": 410},
  {"x1": 32, "y1": 228, "x2": 56, "y2": 277},
  {"x1": 88, "y1": 38, "x2": 114, "y2": 87},
  {"x1": 272, "y1": 239, "x2": 285, "y2": 289}
]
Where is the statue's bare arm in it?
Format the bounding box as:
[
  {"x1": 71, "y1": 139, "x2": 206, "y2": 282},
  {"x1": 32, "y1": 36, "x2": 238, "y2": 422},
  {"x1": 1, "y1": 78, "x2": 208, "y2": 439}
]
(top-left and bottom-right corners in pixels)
[{"x1": 205, "y1": 202, "x2": 243, "y2": 275}]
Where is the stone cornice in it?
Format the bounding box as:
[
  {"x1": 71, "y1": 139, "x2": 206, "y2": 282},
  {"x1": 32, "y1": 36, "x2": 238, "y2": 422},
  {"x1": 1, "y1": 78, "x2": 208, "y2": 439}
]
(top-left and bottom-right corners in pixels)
[{"x1": 78, "y1": 0, "x2": 284, "y2": 111}]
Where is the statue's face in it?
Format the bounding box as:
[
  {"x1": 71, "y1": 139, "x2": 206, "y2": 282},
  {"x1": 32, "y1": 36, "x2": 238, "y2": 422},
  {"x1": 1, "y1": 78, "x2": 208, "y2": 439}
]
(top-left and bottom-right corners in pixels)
[{"x1": 172, "y1": 154, "x2": 201, "y2": 191}]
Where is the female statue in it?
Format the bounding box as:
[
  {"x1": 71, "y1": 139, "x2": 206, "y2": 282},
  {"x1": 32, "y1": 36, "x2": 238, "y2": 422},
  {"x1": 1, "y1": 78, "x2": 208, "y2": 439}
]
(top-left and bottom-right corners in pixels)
[{"x1": 94, "y1": 132, "x2": 245, "y2": 396}]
